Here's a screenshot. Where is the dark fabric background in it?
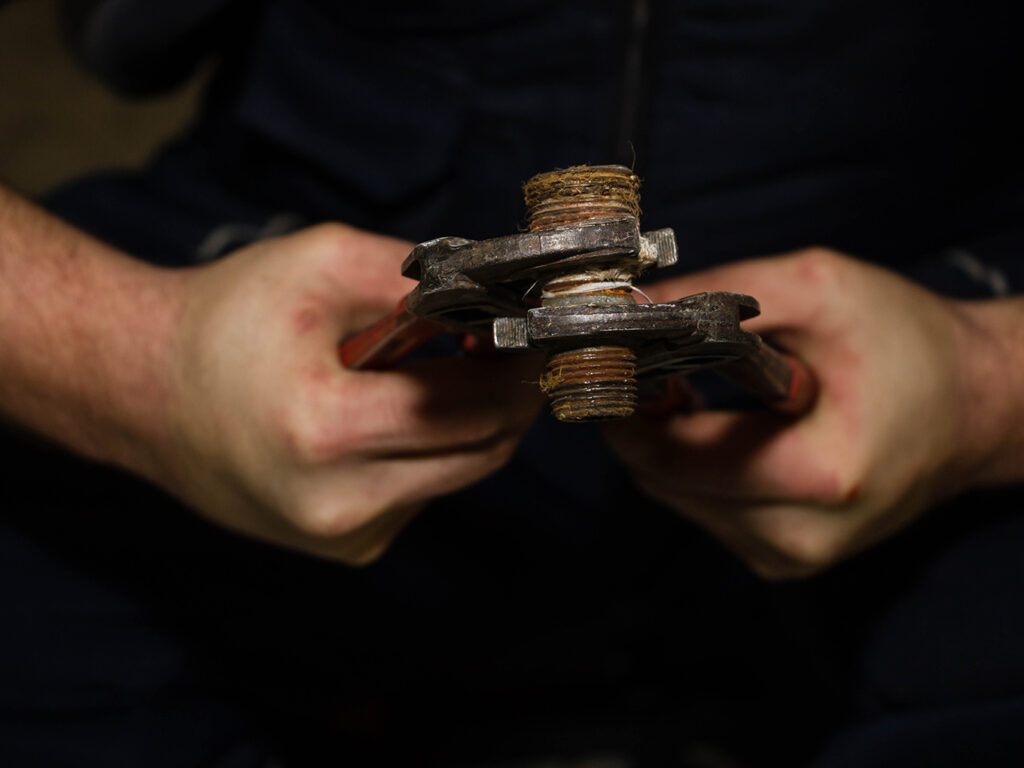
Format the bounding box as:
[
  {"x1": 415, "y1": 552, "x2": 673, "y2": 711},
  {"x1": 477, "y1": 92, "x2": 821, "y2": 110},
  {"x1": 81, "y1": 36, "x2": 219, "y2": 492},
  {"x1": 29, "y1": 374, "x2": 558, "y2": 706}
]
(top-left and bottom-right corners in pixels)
[{"x1": 2, "y1": 1, "x2": 1023, "y2": 766}]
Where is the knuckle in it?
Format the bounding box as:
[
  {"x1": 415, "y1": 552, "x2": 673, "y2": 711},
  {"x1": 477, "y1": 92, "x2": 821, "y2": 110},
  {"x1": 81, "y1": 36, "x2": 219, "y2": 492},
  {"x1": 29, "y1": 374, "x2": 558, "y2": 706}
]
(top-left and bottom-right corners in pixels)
[
  {"x1": 324, "y1": 504, "x2": 423, "y2": 566},
  {"x1": 289, "y1": 489, "x2": 372, "y2": 540},
  {"x1": 340, "y1": 540, "x2": 391, "y2": 567},
  {"x1": 769, "y1": 527, "x2": 839, "y2": 573},
  {"x1": 297, "y1": 222, "x2": 360, "y2": 263},
  {"x1": 790, "y1": 246, "x2": 844, "y2": 288},
  {"x1": 274, "y1": 392, "x2": 373, "y2": 465},
  {"x1": 753, "y1": 510, "x2": 843, "y2": 573},
  {"x1": 798, "y1": 245, "x2": 842, "y2": 264},
  {"x1": 818, "y1": 477, "x2": 864, "y2": 507},
  {"x1": 802, "y1": 458, "x2": 866, "y2": 508},
  {"x1": 275, "y1": 409, "x2": 345, "y2": 464},
  {"x1": 365, "y1": 382, "x2": 422, "y2": 441},
  {"x1": 307, "y1": 221, "x2": 354, "y2": 245},
  {"x1": 290, "y1": 497, "x2": 355, "y2": 539}
]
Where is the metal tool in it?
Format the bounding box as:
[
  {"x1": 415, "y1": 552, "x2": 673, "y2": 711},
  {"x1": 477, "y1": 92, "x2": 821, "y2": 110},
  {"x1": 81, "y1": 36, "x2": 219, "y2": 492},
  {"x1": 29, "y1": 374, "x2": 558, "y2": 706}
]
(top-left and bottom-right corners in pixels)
[{"x1": 339, "y1": 165, "x2": 812, "y2": 421}]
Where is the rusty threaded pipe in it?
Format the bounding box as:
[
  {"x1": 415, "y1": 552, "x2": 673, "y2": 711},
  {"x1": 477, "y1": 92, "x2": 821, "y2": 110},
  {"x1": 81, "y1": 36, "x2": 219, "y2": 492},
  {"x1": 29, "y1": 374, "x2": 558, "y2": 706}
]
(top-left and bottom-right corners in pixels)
[
  {"x1": 523, "y1": 165, "x2": 642, "y2": 422},
  {"x1": 539, "y1": 346, "x2": 638, "y2": 422}
]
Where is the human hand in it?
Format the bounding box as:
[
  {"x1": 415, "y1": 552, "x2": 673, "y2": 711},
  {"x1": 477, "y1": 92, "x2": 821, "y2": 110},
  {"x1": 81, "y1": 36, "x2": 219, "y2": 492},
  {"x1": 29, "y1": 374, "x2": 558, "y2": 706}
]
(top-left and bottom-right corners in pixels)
[
  {"x1": 605, "y1": 248, "x2": 1004, "y2": 578},
  {"x1": 154, "y1": 224, "x2": 544, "y2": 564}
]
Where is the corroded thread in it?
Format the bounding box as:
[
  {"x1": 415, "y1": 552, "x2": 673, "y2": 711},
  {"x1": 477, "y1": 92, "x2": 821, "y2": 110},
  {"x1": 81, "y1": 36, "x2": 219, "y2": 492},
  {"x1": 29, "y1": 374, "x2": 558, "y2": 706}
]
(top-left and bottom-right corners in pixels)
[
  {"x1": 540, "y1": 347, "x2": 638, "y2": 422},
  {"x1": 524, "y1": 164, "x2": 643, "y2": 422},
  {"x1": 523, "y1": 165, "x2": 640, "y2": 231}
]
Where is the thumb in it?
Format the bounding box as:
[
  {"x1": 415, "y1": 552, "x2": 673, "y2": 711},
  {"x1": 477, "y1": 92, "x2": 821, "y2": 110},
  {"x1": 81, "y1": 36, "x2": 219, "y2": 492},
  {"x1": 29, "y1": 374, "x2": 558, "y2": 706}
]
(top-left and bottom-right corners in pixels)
[
  {"x1": 642, "y1": 248, "x2": 836, "y2": 337},
  {"x1": 643, "y1": 249, "x2": 836, "y2": 414},
  {"x1": 294, "y1": 223, "x2": 417, "y2": 331}
]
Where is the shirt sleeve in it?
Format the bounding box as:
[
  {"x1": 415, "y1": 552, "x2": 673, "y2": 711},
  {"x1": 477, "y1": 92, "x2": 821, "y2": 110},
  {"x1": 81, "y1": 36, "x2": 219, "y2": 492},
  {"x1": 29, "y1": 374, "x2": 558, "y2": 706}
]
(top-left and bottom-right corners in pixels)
[
  {"x1": 56, "y1": 0, "x2": 236, "y2": 96},
  {"x1": 902, "y1": 196, "x2": 1024, "y2": 299}
]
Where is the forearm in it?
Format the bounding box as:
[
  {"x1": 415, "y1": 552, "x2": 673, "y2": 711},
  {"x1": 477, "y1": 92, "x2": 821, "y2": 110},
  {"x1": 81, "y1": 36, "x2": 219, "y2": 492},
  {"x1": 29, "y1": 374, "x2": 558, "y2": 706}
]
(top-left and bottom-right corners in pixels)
[
  {"x1": 954, "y1": 296, "x2": 1024, "y2": 488},
  {"x1": 0, "y1": 185, "x2": 186, "y2": 479}
]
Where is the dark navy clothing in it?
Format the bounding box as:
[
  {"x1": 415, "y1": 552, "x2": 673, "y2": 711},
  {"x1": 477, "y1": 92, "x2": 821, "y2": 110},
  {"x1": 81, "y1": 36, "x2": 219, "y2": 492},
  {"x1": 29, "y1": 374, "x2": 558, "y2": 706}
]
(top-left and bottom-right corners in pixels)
[
  {"x1": 55, "y1": 0, "x2": 1024, "y2": 271},
  {"x1": 3, "y1": 1, "x2": 1024, "y2": 765}
]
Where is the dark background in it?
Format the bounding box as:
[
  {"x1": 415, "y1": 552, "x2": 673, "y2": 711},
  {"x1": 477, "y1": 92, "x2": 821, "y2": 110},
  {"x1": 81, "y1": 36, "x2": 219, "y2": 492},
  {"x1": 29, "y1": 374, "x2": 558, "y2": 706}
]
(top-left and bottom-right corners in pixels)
[{"x1": 0, "y1": 0, "x2": 203, "y2": 198}]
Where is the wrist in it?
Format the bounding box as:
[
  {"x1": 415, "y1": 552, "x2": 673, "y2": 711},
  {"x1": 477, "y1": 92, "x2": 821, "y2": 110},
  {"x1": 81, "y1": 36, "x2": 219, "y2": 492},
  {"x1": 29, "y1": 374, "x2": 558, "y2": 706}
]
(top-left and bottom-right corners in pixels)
[
  {"x1": 949, "y1": 297, "x2": 1024, "y2": 488},
  {"x1": 94, "y1": 262, "x2": 194, "y2": 485},
  {"x1": 0, "y1": 186, "x2": 194, "y2": 488}
]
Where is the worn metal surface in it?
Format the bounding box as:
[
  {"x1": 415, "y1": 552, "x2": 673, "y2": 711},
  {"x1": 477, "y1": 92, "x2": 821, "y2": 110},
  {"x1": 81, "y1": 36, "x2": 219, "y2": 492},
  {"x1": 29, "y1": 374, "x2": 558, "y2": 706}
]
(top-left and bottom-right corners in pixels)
[
  {"x1": 522, "y1": 164, "x2": 642, "y2": 230},
  {"x1": 342, "y1": 164, "x2": 797, "y2": 421},
  {"x1": 401, "y1": 216, "x2": 676, "y2": 328},
  {"x1": 540, "y1": 346, "x2": 638, "y2": 422},
  {"x1": 524, "y1": 166, "x2": 650, "y2": 420},
  {"x1": 493, "y1": 291, "x2": 765, "y2": 378}
]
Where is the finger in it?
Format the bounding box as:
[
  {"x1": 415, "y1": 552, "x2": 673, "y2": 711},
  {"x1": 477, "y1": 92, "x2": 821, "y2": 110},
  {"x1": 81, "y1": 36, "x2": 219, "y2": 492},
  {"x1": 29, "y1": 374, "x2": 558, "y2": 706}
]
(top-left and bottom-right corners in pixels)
[
  {"x1": 296, "y1": 432, "x2": 525, "y2": 538},
  {"x1": 340, "y1": 242, "x2": 418, "y2": 323},
  {"x1": 360, "y1": 438, "x2": 522, "y2": 510},
  {"x1": 291, "y1": 224, "x2": 418, "y2": 326},
  {"x1": 695, "y1": 497, "x2": 893, "y2": 578},
  {"x1": 211, "y1": 489, "x2": 423, "y2": 565},
  {"x1": 334, "y1": 354, "x2": 546, "y2": 456},
  {"x1": 639, "y1": 485, "x2": 843, "y2": 579},
  {"x1": 642, "y1": 252, "x2": 835, "y2": 415},
  {"x1": 605, "y1": 409, "x2": 844, "y2": 505},
  {"x1": 248, "y1": 230, "x2": 417, "y2": 346},
  {"x1": 226, "y1": 421, "x2": 524, "y2": 563},
  {"x1": 304, "y1": 222, "x2": 414, "y2": 295},
  {"x1": 640, "y1": 249, "x2": 838, "y2": 335},
  {"x1": 319, "y1": 502, "x2": 423, "y2": 564}
]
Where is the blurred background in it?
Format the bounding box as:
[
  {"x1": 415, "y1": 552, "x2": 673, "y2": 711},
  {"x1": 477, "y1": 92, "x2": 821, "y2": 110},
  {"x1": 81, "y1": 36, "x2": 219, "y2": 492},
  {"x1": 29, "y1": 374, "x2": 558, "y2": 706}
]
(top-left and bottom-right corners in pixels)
[{"x1": 0, "y1": 0, "x2": 205, "y2": 198}]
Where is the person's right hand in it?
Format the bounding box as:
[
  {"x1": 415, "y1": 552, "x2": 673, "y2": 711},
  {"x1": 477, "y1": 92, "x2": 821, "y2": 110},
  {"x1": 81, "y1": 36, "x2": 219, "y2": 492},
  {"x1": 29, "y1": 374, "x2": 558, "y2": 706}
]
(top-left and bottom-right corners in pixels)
[{"x1": 151, "y1": 223, "x2": 544, "y2": 564}]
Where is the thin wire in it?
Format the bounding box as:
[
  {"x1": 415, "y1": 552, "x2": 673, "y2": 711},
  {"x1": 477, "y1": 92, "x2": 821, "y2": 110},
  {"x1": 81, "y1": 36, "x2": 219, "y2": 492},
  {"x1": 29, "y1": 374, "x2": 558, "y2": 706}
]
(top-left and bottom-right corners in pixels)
[
  {"x1": 631, "y1": 285, "x2": 654, "y2": 304},
  {"x1": 540, "y1": 280, "x2": 655, "y2": 303},
  {"x1": 540, "y1": 280, "x2": 636, "y2": 298}
]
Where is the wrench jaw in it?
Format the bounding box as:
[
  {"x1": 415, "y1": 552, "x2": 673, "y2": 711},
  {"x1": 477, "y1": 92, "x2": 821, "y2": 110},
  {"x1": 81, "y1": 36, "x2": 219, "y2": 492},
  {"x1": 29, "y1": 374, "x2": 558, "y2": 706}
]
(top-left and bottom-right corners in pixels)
[
  {"x1": 492, "y1": 291, "x2": 766, "y2": 382},
  {"x1": 399, "y1": 217, "x2": 674, "y2": 331},
  {"x1": 401, "y1": 236, "x2": 516, "y2": 330},
  {"x1": 341, "y1": 164, "x2": 803, "y2": 419},
  {"x1": 396, "y1": 211, "x2": 792, "y2": 419}
]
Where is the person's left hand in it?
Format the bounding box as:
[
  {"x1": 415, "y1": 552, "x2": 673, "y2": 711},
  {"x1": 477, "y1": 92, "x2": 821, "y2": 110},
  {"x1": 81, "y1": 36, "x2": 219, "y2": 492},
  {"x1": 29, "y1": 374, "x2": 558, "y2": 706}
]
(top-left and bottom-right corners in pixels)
[{"x1": 604, "y1": 248, "x2": 1001, "y2": 579}]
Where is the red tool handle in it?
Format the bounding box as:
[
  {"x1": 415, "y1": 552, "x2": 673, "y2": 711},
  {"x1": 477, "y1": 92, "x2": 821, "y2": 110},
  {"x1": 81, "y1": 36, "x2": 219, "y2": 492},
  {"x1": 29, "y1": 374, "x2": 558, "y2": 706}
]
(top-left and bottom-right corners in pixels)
[
  {"x1": 342, "y1": 302, "x2": 817, "y2": 417},
  {"x1": 719, "y1": 342, "x2": 817, "y2": 415},
  {"x1": 338, "y1": 298, "x2": 449, "y2": 370}
]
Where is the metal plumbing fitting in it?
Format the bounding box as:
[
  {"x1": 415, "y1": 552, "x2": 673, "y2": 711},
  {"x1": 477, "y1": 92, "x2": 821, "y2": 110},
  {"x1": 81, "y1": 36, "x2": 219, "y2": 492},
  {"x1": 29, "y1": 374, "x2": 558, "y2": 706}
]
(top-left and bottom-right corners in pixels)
[{"x1": 523, "y1": 165, "x2": 648, "y2": 422}]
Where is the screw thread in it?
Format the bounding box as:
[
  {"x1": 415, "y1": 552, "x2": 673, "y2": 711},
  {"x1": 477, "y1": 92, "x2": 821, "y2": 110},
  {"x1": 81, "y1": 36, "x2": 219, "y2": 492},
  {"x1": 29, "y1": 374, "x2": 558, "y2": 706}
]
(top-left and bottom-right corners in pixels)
[
  {"x1": 523, "y1": 164, "x2": 641, "y2": 231},
  {"x1": 540, "y1": 347, "x2": 638, "y2": 422},
  {"x1": 523, "y1": 165, "x2": 643, "y2": 421}
]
